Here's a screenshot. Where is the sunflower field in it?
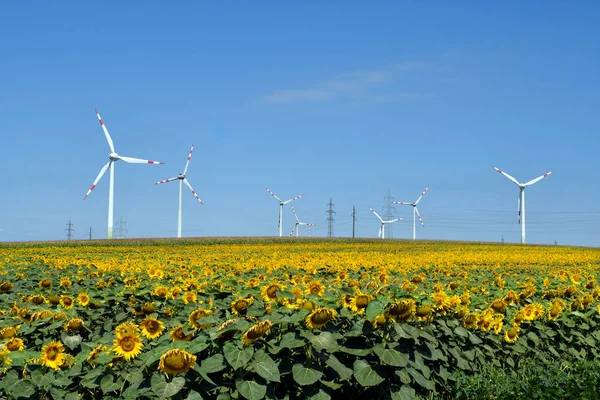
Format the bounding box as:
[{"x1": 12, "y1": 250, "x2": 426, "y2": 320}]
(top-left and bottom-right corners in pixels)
[{"x1": 1, "y1": 238, "x2": 600, "y2": 399}]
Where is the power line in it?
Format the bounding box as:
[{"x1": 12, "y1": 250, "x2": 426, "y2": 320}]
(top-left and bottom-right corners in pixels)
[
  {"x1": 326, "y1": 198, "x2": 336, "y2": 238},
  {"x1": 89, "y1": 227, "x2": 93, "y2": 240},
  {"x1": 65, "y1": 220, "x2": 74, "y2": 241},
  {"x1": 114, "y1": 217, "x2": 127, "y2": 239}
]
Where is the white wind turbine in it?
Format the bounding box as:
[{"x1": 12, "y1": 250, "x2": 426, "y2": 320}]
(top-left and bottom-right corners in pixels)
[
  {"x1": 491, "y1": 165, "x2": 554, "y2": 244},
  {"x1": 369, "y1": 207, "x2": 402, "y2": 239},
  {"x1": 266, "y1": 188, "x2": 303, "y2": 237},
  {"x1": 394, "y1": 186, "x2": 429, "y2": 240},
  {"x1": 84, "y1": 109, "x2": 165, "y2": 239},
  {"x1": 289, "y1": 206, "x2": 316, "y2": 237},
  {"x1": 155, "y1": 144, "x2": 203, "y2": 238}
]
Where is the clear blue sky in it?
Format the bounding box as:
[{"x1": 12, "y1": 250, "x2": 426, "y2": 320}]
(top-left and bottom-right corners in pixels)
[{"x1": 1, "y1": 1, "x2": 599, "y2": 246}]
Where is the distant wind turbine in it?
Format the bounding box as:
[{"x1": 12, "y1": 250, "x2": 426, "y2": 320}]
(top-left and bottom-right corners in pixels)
[
  {"x1": 394, "y1": 186, "x2": 429, "y2": 240},
  {"x1": 369, "y1": 207, "x2": 402, "y2": 239},
  {"x1": 289, "y1": 206, "x2": 316, "y2": 237},
  {"x1": 155, "y1": 144, "x2": 203, "y2": 238},
  {"x1": 491, "y1": 165, "x2": 554, "y2": 244},
  {"x1": 84, "y1": 109, "x2": 165, "y2": 239},
  {"x1": 266, "y1": 188, "x2": 303, "y2": 237}
]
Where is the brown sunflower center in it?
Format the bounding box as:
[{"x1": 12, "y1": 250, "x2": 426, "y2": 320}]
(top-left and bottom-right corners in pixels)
[
  {"x1": 310, "y1": 310, "x2": 331, "y2": 325},
  {"x1": 121, "y1": 338, "x2": 135, "y2": 351},
  {"x1": 234, "y1": 300, "x2": 249, "y2": 311},
  {"x1": 7, "y1": 340, "x2": 20, "y2": 351},
  {"x1": 62, "y1": 298, "x2": 73, "y2": 306},
  {"x1": 266, "y1": 286, "x2": 278, "y2": 299},
  {"x1": 507, "y1": 328, "x2": 518, "y2": 339},
  {"x1": 2, "y1": 328, "x2": 17, "y2": 338},
  {"x1": 146, "y1": 320, "x2": 159, "y2": 332},
  {"x1": 355, "y1": 296, "x2": 369, "y2": 308},
  {"x1": 47, "y1": 348, "x2": 58, "y2": 360},
  {"x1": 310, "y1": 286, "x2": 321, "y2": 294},
  {"x1": 164, "y1": 355, "x2": 186, "y2": 371}
]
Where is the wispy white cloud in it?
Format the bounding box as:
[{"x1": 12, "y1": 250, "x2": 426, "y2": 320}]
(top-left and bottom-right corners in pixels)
[{"x1": 263, "y1": 61, "x2": 435, "y2": 104}]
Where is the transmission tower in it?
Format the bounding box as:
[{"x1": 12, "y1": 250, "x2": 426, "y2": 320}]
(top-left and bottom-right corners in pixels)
[
  {"x1": 382, "y1": 190, "x2": 396, "y2": 239},
  {"x1": 89, "y1": 227, "x2": 93, "y2": 240},
  {"x1": 326, "y1": 198, "x2": 336, "y2": 238},
  {"x1": 352, "y1": 206, "x2": 356, "y2": 238},
  {"x1": 114, "y1": 217, "x2": 127, "y2": 239},
  {"x1": 65, "y1": 220, "x2": 74, "y2": 240}
]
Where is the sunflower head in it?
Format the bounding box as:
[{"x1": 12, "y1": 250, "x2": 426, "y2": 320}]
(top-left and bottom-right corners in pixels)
[
  {"x1": 306, "y1": 281, "x2": 325, "y2": 296},
  {"x1": 182, "y1": 291, "x2": 197, "y2": 304},
  {"x1": 65, "y1": 318, "x2": 84, "y2": 332},
  {"x1": 242, "y1": 320, "x2": 272, "y2": 346},
  {"x1": 115, "y1": 322, "x2": 138, "y2": 338},
  {"x1": 60, "y1": 296, "x2": 75, "y2": 309},
  {"x1": 387, "y1": 299, "x2": 416, "y2": 322},
  {"x1": 416, "y1": 304, "x2": 432, "y2": 319},
  {"x1": 39, "y1": 278, "x2": 52, "y2": 290},
  {"x1": 188, "y1": 309, "x2": 212, "y2": 330},
  {"x1": 77, "y1": 293, "x2": 90, "y2": 307},
  {"x1": 349, "y1": 293, "x2": 372, "y2": 314},
  {"x1": 112, "y1": 333, "x2": 143, "y2": 361},
  {"x1": 170, "y1": 325, "x2": 193, "y2": 342},
  {"x1": 30, "y1": 294, "x2": 46, "y2": 305},
  {"x1": 305, "y1": 307, "x2": 337, "y2": 330},
  {"x1": 158, "y1": 349, "x2": 197, "y2": 375},
  {"x1": 0, "y1": 281, "x2": 13, "y2": 293},
  {"x1": 5, "y1": 337, "x2": 24, "y2": 352},
  {"x1": 60, "y1": 277, "x2": 72, "y2": 288},
  {"x1": 231, "y1": 298, "x2": 252, "y2": 315},
  {"x1": 505, "y1": 326, "x2": 519, "y2": 343},
  {"x1": 87, "y1": 345, "x2": 108, "y2": 364},
  {"x1": 40, "y1": 340, "x2": 66, "y2": 370},
  {"x1": 140, "y1": 317, "x2": 165, "y2": 340},
  {"x1": 261, "y1": 283, "x2": 284, "y2": 303},
  {"x1": 141, "y1": 303, "x2": 156, "y2": 314},
  {"x1": 0, "y1": 326, "x2": 19, "y2": 339}
]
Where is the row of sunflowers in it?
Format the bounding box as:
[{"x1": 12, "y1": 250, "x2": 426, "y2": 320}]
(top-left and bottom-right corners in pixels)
[{"x1": 1, "y1": 238, "x2": 599, "y2": 399}]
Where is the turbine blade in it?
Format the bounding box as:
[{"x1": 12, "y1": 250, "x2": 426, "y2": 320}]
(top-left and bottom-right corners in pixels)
[
  {"x1": 393, "y1": 201, "x2": 413, "y2": 206},
  {"x1": 414, "y1": 186, "x2": 430, "y2": 205},
  {"x1": 265, "y1": 188, "x2": 282, "y2": 202},
  {"x1": 119, "y1": 156, "x2": 165, "y2": 164},
  {"x1": 183, "y1": 144, "x2": 195, "y2": 175},
  {"x1": 83, "y1": 161, "x2": 111, "y2": 199},
  {"x1": 282, "y1": 194, "x2": 304, "y2": 205},
  {"x1": 369, "y1": 206, "x2": 383, "y2": 222},
  {"x1": 524, "y1": 170, "x2": 554, "y2": 186},
  {"x1": 183, "y1": 179, "x2": 203, "y2": 204},
  {"x1": 291, "y1": 206, "x2": 300, "y2": 222},
  {"x1": 378, "y1": 225, "x2": 382, "y2": 238},
  {"x1": 95, "y1": 109, "x2": 115, "y2": 153},
  {"x1": 384, "y1": 217, "x2": 403, "y2": 223},
  {"x1": 155, "y1": 176, "x2": 179, "y2": 185},
  {"x1": 491, "y1": 165, "x2": 521, "y2": 186},
  {"x1": 415, "y1": 206, "x2": 424, "y2": 227}
]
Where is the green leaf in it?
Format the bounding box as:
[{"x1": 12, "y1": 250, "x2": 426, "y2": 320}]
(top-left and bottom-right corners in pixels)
[
  {"x1": 200, "y1": 353, "x2": 227, "y2": 373},
  {"x1": 292, "y1": 364, "x2": 323, "y2": 386},
  {"x1": 454, "y1": 326, "x2": 469, "y2": 338},
  {"x1": 224, "y1": 342, "x2": 254, "y2": 370},
  {"x1": 391, "y1": 385, "x2": 417, "y2": 400},
  {"x1": 60, "y1": 332, "x2": 83, "y2": 350},
  {"x1": 305, "y1": 388, "x2": 332, "y2": 400},
  {"x1": 186, "y1": 391, "x2": 204, "y2": 400},
  {"x1": 304, "y1": 331, "x2": 341, "y2": 352},
  {"x1": 365, "y1": 300, "x2": 385, "y2": 320},
  {"x1": 324, "y1": 354, "x2": 353, "y2": 380},
  {"x1": 235, "y1": 379, "x2": 266, "y2": 400},
  {"x1": 251, "y1": 350, "x2": 280, "y2": 383},
  {"x1": 340, "y1": 346, "x2": 372, "y2": 356},
  {"x1": 279, "y1": 332, "x2": 306, "y2": 349},
  {"x1": 151, "y1": 373, "x2": 185, "y2": 398},
  {"x1": 100, "y1": 374, "x2": 121, "y2": 393},
  {"x1": 395, "y1": 370, "x2": 411, "y2": 384},
  {"x1": 353, "y1": 359, "x2": 385, "y2": 387},
  {"x1": 374, "y1": 346, "x2": 409, "y2": 367},
  {"x1": 5, "y1": 377, "x2": 36, "y2": 399},
  {"x1": 408, "y1": 368, "x2": 435, "y2": 391}
]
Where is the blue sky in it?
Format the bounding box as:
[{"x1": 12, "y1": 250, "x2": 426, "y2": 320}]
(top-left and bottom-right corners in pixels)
[{"x1": 1, "y1": 1, "x2": 599, "y2": 246}]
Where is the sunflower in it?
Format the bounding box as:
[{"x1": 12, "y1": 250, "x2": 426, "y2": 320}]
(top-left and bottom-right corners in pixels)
[
  {"x1": 170, "y1": 325, "x2": 193, "y2": 342},
  {"x1": 0, "y1": 281, "x2": 13, "y2": 293},
  {"x1": 60, "y1": 296, "x2": 75, "y2": 309},
  {"x1": 248, "y1": 277, "x2": 261, "y2": 288},
  {"x1": 87, "y1": 345, "x2": 108, "y2": 364},
  {"x1": 547, "y1": 305, "x2": 561, "y2": 321},
  {"x1": 64, "y1": 318, "x2": 84, "y2": 332},
  {"x1": 5, "y1": 337, "x2": 24, "y2": 352},
  {"x1": 416, "y1": 304, "x2": 433, "y2": 320},
  {"x1": 60, "y1": 277, "x2": 72, "y2": 288},
  {"x1": 504, "y1": 326, "x2": 519, "y2": 343},
  {"x1": 261, "y1": 282, "x2": 284, "y2": 303},
  {"x1": 40, "y1": 340, "x2": 66, "y2": 370},
  {"x1": 140, "y1": 317, "x2": 165, "y2": 340},
  {"x1": 188, "y1": 309, "x2": 212, "y2": 330},
  {"x1": 152, "y1": 286, "x2": 171, "y2": 299},
  {"x1": 0, "y1": 326, "x2": 19, "y2": 339},
  {"x1": 30, "y1": 294, "x2": 46, "y2": 305},
  {"x1": 349, "y1": 293, "x2": 372, "y2": 314},
  {"x1": 112, "y1": 333, "x2": 143, "y2": 361},
  {"x1": 305, "y1": 307, "x2": 337, "y2": 330},
  {"x1": 141, "y1": 303, "x2": 156, "y2": 314},
  {"x1": 242, "y1": 320, "x2": 272, "y2": 346},
  {"x1": 300, "y1": 300, "x2": 316, "y2": 311},
  {"x1": 463, "y1": 313, "x2": 478, "y2": 329},
  {"x1": 39, "y1": 278, "x2": 52, "y2": 290},
  {"x1": 339, "y1": 294, "x2": 353, "y2": 309},
  {"x1": 460, "y1": 292, "x2": 471, "y2": 305},
  {"x1": 182, "y1": 291, "x2": 197, "y2": 304},
  {"x1": 490, "y1": 299, "x2": 507, "y2": 313},
  {"x1": 231, "y1": 298, "x2": 252, "y2": 315},
  {"x1": 0, "y1": 348, "x2": 12, "y2": 372},
  {"x1": 77, "y1": 293, "x2": 90, "y2": 307},
  {"x1": 304, "y1": 281, "x2": 324, "y2": 296},
  {"x1": 115, "y1": 322, "x2": 138, "y2": 339},
  {"x1": 52, "y1": 312, "x2": 68, "y2": 321},
  {"x1": 158, "y1": 349, "x2": 197, "y2": 375},
  {"x1": 493, "y1": 317, "x2": 504, "y2": 335},
  {"x1": 371, "y1": 314, "x2": 388, "y2": 328},
  {"x1": 387, "y1": 299, "x2": 416, "y2": 322},
  {"x1": 454, "y1": 305, "x2": 468, "y2": 319},
  {"x1": 513, "y1": 310, "x2": 526, "y2": 326}
]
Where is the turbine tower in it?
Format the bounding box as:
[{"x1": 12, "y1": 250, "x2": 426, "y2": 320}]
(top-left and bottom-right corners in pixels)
[
  {"x1": 84, "y1": 109, "x2": 165, "y2": 239},
  {"x1": 394, "y1": 186, "x2": 429, "y2": 240},
  {"x1": 369, "y1": 207, "x2": 402, "y2": 239},
  {"x1": 266, "y1": 188, "x2": 303, "y2": 237},
  {"x1": 289, "y1": 206, "x2": 316, "y2": 237},
  {"x1": 491, "y1": 165, "x2": 554, "y2": 244},
  {"x1": 155, "y1": 144, "x2": 203, "y2": 238}
]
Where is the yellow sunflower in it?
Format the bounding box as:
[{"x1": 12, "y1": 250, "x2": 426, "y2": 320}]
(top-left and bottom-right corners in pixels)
[
  {"x1": 387, "y1": 299, "x2": 416, "y2": 322},
  {"x1": 115, "y1": 322, "x2": 138, "y2": 339},
  {"x1": 39, "y1": 278, "x2": 52, "y2": 290},
  {"x1": 64, "y1": 318, "x2": 84, "y2": 332},
  {"x1": 305, "y1": 307, "x2": 337, "y2": 329},
  {"x1": 0, "y1": 326, "x2": 19, "y2": 339},
  {"x1": 5, "y1": 337, "x2": 24, "y2": 352},
  {"x1": 40, "y1": 340, "x2": 66, "y2": 370},
  {"x1": 188, "y1": 309, "x2": 212, "y2": 330},
  {"x1": 152, "y1": 286, "x2": 171, "y2": 299},
  {"x1": 182, "y1": 291, "x2": 197, "y2": 304},
  {"x1": 339, "y1": 294, "x2": 353, "y2": 309},
  {"x1": 242, "y1": 320, "x2": 272, "y2": 346},
  {"x1": 416, "y1": 304, "x2": 433, "y2": 321},
  {"x1": 77, "y1": 293, "x2": 90, "y2": 307},
  {"x1": 112, "y1": 333, "x2": 143, "y2": 361},
  {"x1": 305, "y1": 281, "x2": 325, "y2": 296},
  {"x1": 504, "y1": 326, "x2": 519, "y2": 343},
  {"x1": 59, "y1": 296, "x2": 75, "y2": 309},
  {"x1": 463, "y1": 313, "x2": 478, "y2": 329},
  {"x1": 87, "y1": 345, "x2": 108, "y2": 364},
  {"x1": 261, "y1": 282, "x2": 284, "y2": 303},
  {"x1": 158, "y1": 349, "x2": 197, "y2": 375},
  {"x1": 30, "y1": 294, "x2": 46, "y2": 305},
  {"x1": 60, "y1": 277, "x2": 72, "y2": 288},
  {"x1": 349, "y1": 293, "x2": 372, "y2": 314},
  {"x1": 141, "y1": 303, "x2": 156, "y2": 315},
  {"x1": 231, "y1": 298, "x2": 252, "y2": 315},
  {"x1": 0, "y1": 348, "x2": 12, "y2": 372},
  {"x1": 170, "y1": 325, "x2": 193, "y2": 342},
  {"x1": 140, "y1": 317, "x2": 165, "y2": 340}
]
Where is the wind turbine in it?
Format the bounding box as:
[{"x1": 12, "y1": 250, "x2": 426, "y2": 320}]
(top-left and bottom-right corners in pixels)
[
  {"x1": 289, "y1": 206, "x2": 316, "y2": 237},
  {"x1": 369, "y1": 207, "x2": 402, "y2": 239},
  {"x1": 265, "y1": 188, "x2": 303, "y2": 237},
  {"x1": 84, "y1": 109, "x2": 165, "y2": 239},
  {"x1": 394, "y1": 186, "x2": 429, "y2": 240},
  {"x1": 491, "y1": 165, "x2": 554, "y2": 244},
  {"x1": 155, "y1": 144, "x2": 203, "y2": 238}
]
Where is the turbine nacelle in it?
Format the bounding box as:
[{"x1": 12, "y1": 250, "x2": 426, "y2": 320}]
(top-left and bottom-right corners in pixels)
[
  {"x1": 109, "y1": 152, "x2": 119, "y2": 161},
  {"x1": 178, "y1": 173, "x2": 186, "y2": 180}
]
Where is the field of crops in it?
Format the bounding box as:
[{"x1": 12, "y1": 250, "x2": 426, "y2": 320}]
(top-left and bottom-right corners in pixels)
[{"x1": 1, "y1": 238, "x2": 600, "y2": 399}]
